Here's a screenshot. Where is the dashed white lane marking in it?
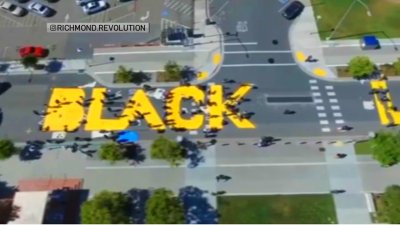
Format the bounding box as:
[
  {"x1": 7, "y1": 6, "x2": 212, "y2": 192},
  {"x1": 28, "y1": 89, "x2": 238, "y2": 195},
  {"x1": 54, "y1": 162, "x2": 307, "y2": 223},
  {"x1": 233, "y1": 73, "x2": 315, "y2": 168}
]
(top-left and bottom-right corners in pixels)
[
  {"x1": 335, "y1": 119, "x2": 345, "y2": 124},
  {"x1": 325, "y1": 85, "x2": 334, "y2": 90},
  {"x1": 314, "y1": 99, "x2": 323, "y2": 103},
  {"x1": 91, "y1": 131, "x2": 106, "y2": 138},
  {"x1": 312, "y1": 92, "x2": 321, "y2": 97},
  {"x1": 321, "y1": 127, "x2": 331, "y2": 132},
  {"x1": 333, "y1": 112, "x2": 343, "y2": 117},
  {"x1": 318, "y1": 113, "x2": 327, "y2": 117},
  {"x1": 189, "y1": 130, "x2": 198, "y2": 135},
  {"x1": 316, "y1": 106, "x2": 325, "y2": 111},
  {"x1": 329, "y1": 98, "x2": 338, "y2": 103},
  {"x1": 327, "y1": 92, "x2": 336, "y2": 96},
  {"x1": 331, "y1": 105, "x2": 341, "y2": 110},
  {"x1": 51, "y1": 132, "x2": 66, "y2": 140},
  {"x1": 310, "y1": 86, "x2": 319, "y2": 90},
  {"x1": 320, "y1": 120, "x2": 329, "y2": 125},
  {"x1": 309, "y1": 80, "x2": 317, "y2": 84}
]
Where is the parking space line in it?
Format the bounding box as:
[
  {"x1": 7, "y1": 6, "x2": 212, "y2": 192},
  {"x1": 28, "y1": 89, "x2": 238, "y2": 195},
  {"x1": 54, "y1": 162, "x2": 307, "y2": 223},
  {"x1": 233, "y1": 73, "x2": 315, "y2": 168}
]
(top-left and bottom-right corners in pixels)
[
  {"x1": 0, "y1": 12, "x2": 24, "y2": 27},
  {"x1": 110, "y1": 12, "x2": 135, "y2": 22}
]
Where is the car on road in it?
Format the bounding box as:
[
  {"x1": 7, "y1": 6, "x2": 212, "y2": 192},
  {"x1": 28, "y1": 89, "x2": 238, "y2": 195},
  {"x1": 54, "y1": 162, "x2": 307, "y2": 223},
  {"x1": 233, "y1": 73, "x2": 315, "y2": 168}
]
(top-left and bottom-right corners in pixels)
[
  {"x1": 27, "y1": 1, "x2": 52, "y2": 17},
  {"x1": 0, "y1": 1, "x2": 27, "y2": 17},
  {"x1": 82, "y1": 0, "x2": 108, "y2": 15},
  {"x1": 281, "y1": 0, "x2": 304, "y2": 20},
  {"x1": 76, "y1": 0, "x2": 93, "y2": 6},
  {"x1": 19, "y1": 46, "x2": 47, "y2": 58}
]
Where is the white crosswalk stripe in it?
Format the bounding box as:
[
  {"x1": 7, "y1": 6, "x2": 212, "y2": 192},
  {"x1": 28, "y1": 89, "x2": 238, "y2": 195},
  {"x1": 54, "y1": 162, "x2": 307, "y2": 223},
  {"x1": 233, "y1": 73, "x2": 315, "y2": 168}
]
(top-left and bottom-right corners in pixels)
[
  {"x1": 310, "y1": 86, "x2": 319, "y2": 90},
  {"x1": 318, "y1": 113, "x2": 327, "y2": 118},
  {"x1": 309, "y1": 80, "x2": 317, "y2": 84},
  {"x1": 312, "y1": 92, "x2": 321, "y2": 97},
  {"x1": 333, "y1": 112, "x2": 343, "y2": 117},
  {"x1": 316, "y1": 106, "x2": 325, "y2": 111},
  {"x1": 320, "y1": 120, "x2": 329, "y2": 125},
  {"x1": 335, "y1": 119, "x2": 345, "y2": 124},
  {"x1": 314, "y1": 99, "x2": 323, "y2": 103},
  {"x1": 331, "y1": 105, "x2": 341, "y2": 110},
  {"x1": 327, "y1": 92, "x2": 336, "y2": 96},
  {"x1": 325, "y1": 85, "x2": 334, "y2": 90},
  {"x1": 321, "y1": 127, "x2": 331, "y2": 132}
]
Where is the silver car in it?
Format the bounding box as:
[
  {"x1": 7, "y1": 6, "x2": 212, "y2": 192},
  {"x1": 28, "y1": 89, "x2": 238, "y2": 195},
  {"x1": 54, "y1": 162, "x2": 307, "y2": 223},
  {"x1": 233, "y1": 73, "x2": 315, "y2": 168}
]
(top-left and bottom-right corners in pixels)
[
  {"x1": 82, "y1": 0, "x2": 107, "y2": 15},
  {"x1": 28, "y1": 2, "x2": 52, "y2": 17},
  {"x1": 0, "y1": 1, "x2": 26, "y2": 17}
]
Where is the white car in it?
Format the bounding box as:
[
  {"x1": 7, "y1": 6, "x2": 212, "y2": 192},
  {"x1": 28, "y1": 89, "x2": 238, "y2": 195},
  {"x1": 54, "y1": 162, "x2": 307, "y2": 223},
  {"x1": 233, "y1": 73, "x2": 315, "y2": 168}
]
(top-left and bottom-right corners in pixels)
[
  {"x1": 28, "y1": 2, "x2": 52, "y2": 17},
  {"x1": 82, "y1": 0, "x2": 107, "y2": 15},
  {"x1": 0, "y1": 1, "x2": 26, "y2": 17}
]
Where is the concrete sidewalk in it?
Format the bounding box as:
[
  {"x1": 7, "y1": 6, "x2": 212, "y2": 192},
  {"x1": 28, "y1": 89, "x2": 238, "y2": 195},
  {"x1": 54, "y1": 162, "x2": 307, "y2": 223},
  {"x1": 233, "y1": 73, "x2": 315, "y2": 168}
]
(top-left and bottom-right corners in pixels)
[
  {"x1": 88, "y1": 23, "x2": 224, "y2": 88},
  {"x1": 289, "y1": 0, "x2": 400, "y2": 81}
]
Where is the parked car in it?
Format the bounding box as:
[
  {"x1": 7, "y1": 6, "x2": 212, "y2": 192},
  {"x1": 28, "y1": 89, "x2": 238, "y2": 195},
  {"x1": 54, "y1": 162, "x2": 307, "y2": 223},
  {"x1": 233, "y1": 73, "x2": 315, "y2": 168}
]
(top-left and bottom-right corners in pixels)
[
  {"x1": 27, "y1": 1, "x2": 52, "y2": 17},
  {"x1": 19, "y1": 46, "x2": 47, "y2": 58},
  {"x1": 82, "y1": 0, "x2": 107, "y2": 15},
  {"x1": 0, "y1": 1, "x2": 26, "y2": 17},
  {"x1": 76, "y1": 0, "x2": 93, "y2": 6},
  {"x1": 281, "y1": 0, "x2": 304, "y2": 20}
]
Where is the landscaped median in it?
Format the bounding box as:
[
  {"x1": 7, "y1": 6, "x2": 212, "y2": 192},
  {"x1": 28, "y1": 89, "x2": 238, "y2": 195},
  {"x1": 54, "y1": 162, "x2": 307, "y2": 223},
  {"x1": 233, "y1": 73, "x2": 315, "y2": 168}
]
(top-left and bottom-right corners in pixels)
[{"x1": 217, "y1": 194, "x2": 337, "y2": 224}]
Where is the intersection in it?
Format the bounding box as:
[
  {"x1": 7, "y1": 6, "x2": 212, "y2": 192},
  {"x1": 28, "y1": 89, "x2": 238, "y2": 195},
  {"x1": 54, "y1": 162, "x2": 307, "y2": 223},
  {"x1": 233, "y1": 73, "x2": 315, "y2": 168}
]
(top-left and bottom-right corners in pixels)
[{"x1": 1, "y1": 0, "x2": 400, "y2": 224}]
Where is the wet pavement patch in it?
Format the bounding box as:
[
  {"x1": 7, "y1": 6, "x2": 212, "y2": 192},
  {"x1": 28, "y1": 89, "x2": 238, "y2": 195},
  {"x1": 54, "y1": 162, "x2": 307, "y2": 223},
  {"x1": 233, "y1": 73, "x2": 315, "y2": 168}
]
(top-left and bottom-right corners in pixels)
[{"x1": 266, "y1": 96, "x2": 314, "y2": 103}]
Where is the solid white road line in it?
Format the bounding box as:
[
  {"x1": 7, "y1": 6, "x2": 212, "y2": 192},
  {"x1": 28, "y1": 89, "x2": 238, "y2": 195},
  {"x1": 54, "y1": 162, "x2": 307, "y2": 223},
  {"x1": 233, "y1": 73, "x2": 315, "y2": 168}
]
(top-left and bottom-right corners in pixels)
[
  {"x1": 224, "y1": 50, "x2": 291, "y2": 54},
  {"x1": 318, "y1": 113, "x2": 327, "y2": 118},
  {"x1": 85, "y1": 161, "x2": 377, "y2": 170},
  {"x1": 322, "y1": 42, "x2": 399, "y2": 48},
  {"x1": 316, "y1": 106, "x2": 325, "y2": 111},
  {"x1": 93, "y1": 70, "x2": 162, "y2": 75},
  {"x1": 223, "y1": 42, "x2": 258, "y2": 46},
  {"x1": 329, "y1": 99, "x2": 338, "y2": 103},
  {"x1": 320, "y1": 120, "x2": 329, "y2": 125},
  {"x1": 93, "y1": 49, "x2": 210, "y2": 55},
  {"x1": 221, "y1": 63, "x2": 297, "y2": 67},
  {"x1": 310, "y1": 86, "x2": 319, "y2": 90},
  {"x1": 331, "y1": 105, "x2": 341, "y2": 110},
  {"x1": 333, "y1": 112, "x2": 343, "y2": 117},
  {"x1": 321, "y1": 127, "x2": 331, "y2": 132},
  {"x1": 224, "y1": 191, "x2": 329, "y2": 196}
]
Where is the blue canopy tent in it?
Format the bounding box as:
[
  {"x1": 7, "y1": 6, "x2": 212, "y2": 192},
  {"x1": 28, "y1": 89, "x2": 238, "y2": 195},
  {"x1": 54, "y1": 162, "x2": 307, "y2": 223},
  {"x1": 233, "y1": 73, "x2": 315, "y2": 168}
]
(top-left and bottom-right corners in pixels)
[{"x1": 116, "y1": 130, "x2": 140, "y2": 143}]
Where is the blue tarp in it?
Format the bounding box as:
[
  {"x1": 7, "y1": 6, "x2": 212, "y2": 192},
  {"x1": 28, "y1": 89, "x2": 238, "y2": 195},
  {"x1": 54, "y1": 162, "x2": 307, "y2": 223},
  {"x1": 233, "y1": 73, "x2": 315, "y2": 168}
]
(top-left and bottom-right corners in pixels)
[{"x1": 117, "y1": 130, "x2": 140, "y2": 143}]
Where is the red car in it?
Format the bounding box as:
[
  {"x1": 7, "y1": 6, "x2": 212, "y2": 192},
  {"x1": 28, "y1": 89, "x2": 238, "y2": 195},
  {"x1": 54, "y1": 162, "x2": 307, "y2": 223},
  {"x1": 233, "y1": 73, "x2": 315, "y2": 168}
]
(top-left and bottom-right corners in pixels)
[{"x1": 19, "y1": 46, "x2": 47, "y2": 58}]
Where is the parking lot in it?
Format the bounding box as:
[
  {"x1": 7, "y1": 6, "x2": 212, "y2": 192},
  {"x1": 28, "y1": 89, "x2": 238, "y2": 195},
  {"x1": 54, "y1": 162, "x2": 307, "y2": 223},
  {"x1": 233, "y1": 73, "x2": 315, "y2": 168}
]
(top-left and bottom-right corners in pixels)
[{"x1": 0, "y1": 0, "x2": 194, "y2": 60}]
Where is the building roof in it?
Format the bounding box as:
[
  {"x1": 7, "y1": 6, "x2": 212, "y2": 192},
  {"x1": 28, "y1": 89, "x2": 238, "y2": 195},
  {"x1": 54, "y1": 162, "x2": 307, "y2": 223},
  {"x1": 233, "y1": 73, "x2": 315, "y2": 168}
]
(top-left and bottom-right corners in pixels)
[
  {"x1": 18, "y1": 178, "x2": 83, "y2": 192},
  {"x1": 8, "y1": 191, "x2": 49, "y2": 224}
]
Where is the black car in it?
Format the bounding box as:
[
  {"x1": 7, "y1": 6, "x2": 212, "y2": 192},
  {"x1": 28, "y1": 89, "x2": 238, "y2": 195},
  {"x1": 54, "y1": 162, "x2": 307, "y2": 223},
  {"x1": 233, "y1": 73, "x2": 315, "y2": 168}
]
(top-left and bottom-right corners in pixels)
[{"x1": 282, "y1": 1, "x2": 305, "y2": 20}]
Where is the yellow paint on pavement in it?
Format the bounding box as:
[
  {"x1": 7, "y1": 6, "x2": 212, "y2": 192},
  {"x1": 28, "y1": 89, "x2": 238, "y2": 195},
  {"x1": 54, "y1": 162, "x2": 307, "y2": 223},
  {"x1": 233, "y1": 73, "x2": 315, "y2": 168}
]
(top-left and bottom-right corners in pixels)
[
  {"x1": 313, "y1": 68, "x2": 327, "y2": 77},
  {"x1": 296, "y1": 51, "x2": 307, "y2": 62},
  {"x1": 213, "y1": 53, "x2": 222, "y2": 65},
  {"x1": 42, "y1": 88, "x2": 85, "y2": 131},
  {"x1": 370, "y1": 80, "x2": 390, "y2": 125},
  {"x1": 197, "y1": 71, "x2": 209, "y2": 80}
]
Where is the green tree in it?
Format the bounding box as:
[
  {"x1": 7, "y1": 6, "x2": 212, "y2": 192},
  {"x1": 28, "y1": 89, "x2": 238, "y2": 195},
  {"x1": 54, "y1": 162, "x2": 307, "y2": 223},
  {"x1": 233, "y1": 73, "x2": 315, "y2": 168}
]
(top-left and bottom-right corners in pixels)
[
  {"x1": 393, "y1": 58, "x2": 400, "y2": 75},
  {"x1": 99, "y1": 142, "x2": 124, "y2": 164},
  {"x1": 377, "y1": 185, "x2": 400, "y2": 223},
  {"x1": 20, "y1": 55, "x2": 38, "y2": 70},
  {"x1": 150, "y1": 136, "x2": 184, "y2": 166},
  {"x1": 348, "y1": 56, "x2": 375, "y2": 79},
  {"x1": 371, "y1": 131, "x2": 400, "y2": 166},
  {"x1": 0, "y1": 139, "x2": 17, "y2": 160},
  {"x1": 145, "y1": 188, "x2": 185, "y2": 224},
  {"x1": 114, "y1": 66, "x2": 150, "y2": 84},
  {"x1": 163, "y1": 61, "x2": 182, "y2": 82},
  {"x1": 81, "y1": 190, "x2": 131, "y2": 224}
]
